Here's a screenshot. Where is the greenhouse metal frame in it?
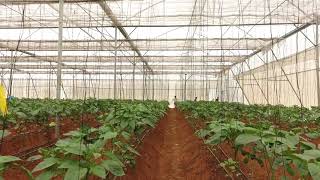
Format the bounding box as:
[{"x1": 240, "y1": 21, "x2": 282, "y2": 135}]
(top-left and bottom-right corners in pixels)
[{"x1": 0, "y1": 0, "x2": 319, "y2": 107}]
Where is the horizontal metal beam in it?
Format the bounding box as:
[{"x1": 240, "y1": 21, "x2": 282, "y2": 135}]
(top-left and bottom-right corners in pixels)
[
  {"x1": 1, "y1": 0, "x2": 122, "y2": 4},
  {"x1": 0, "y1": 64, "x2": 231, "y2": 70},
  {"x1": 0, "y1": 38, "x2": 274, "y2": 51},
  {"x1": 0, "y1": 69, "x2": 221, "y2": 75},
  {"x1": 0, "y1": 55, "x2": 245, "y2": 63},
  {"x1": 0, "y1": 23, "x2": 307, "y2": 29}
]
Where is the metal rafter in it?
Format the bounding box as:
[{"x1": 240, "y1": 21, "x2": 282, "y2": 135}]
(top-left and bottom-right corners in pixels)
[
  {"x1": 0, "y1": 55, "x2": 245, "y2": 63},
  {"x1": 98, "y1": 0, "x2": 153, "y2": 73}
]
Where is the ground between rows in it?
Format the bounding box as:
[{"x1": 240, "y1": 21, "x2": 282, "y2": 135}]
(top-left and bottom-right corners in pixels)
[{"x1": 121, "y1": 109, "x2": 228, "y2": 180}]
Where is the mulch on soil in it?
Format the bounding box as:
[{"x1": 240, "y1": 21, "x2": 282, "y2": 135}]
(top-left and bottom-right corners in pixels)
[{"x1": 121, "y1": 109, "x2": 228, "y2": 180}]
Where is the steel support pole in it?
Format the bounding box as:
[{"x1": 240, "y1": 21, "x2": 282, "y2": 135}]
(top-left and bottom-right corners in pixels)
[
  {"x1": 132, "y1": 54, "x2": 136, "y2": 100},
  {"x1": 27, "y1": 74, "x2": 30, "y2": 98},
  {"x1": 8, "y1": 51, "x2": 14, "y2": 97},
  {"x1": 316, "y1": 17, "x2": 320, "y2": 106},
  {"x1": 184, "y1": 74, "x2": 187, "y2": 101},
  {"x1": 142, "y1": 65, "x2": 145, "y2": 101},
  {"x1": 113, "y1": 28, "x2": 118, "y2": 100},
  {"x1": 226, "y1": 70, "x2": 230, "y2": 102},
  {"x1": 152, "y1": 74, "x2": 155, "y2": 100},
  {"x1": 55, "y1": 0, "x2": 63, "y2": 139},
  {"x1": 220, "y1": 72, "x2": 223, "y2": 101}
]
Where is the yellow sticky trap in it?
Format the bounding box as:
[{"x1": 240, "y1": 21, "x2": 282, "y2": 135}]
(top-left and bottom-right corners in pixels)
[{"x1": 0, "y1": 85, "x2": 8, "y2": 116}]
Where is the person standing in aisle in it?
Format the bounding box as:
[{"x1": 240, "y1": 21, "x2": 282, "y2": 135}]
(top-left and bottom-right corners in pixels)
[
  {"x1": 173, "y1": 96, "x2": 177, "y2": 106},
  {"x1": 168, "y1": 96, "x2": 178, "y2": 109}
]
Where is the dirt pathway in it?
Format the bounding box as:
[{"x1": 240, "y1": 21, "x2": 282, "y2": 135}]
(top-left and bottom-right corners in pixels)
[{"x1": 121, "y1": 109, "x2": 228, "y2": 180}]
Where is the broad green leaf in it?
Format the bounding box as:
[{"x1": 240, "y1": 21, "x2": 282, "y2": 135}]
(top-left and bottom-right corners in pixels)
[
  {"x1": 308, "y1": 163, "x2": 320, "y2": 180},
  {"x1": 15, "y1": 112, "x2": 28, "y2": 119},
  {"x1": 101, "y1": 160, "x2": 125, "y2": 176},
  {"x1": 301, "y1": 141, "x2": 316, "y2": 150},
  {"x1": 303, "y1": 150, "x2": 320, "y2": 160},
  {"x1": 205, "y1": 132, "x2": 224, "y2": 145},
  {"x1": 0, "y1": 156, "x2": 20, "y2": 164},
  {"x1": 235, "y1": 134, "x2": 261, "y2": 146},
  {"x1": 64, "y1": 167, "x2": 88, "y2": 180},
  {"x1": 32, "y1": 158, "x2": 57, "y2": 172},
  {"x1": 306, "y1": 132, "x2": 320, "y2": 139},
  {"x1": 105, "y1": 112, "x2": 114, "y2": 121},
  {"x1": 196, "y1": 129, "x2": 210, "y2": 138},
  {"x1": 102, "y1": 132, "x2": 118, "y2": 140},
  {"x1": 105, "y1": 152, "x2": 124, "y2": 167},
  {"x1": 58, "y1": 160, "x2": 79, "y2": 169},
  {"x1": 90, "y1": 165, "x2": 106, "y2": 179},
  {"x1": 35, "y1": 170, "x2": 57, "y2": 180},
  {"x1": 293, "y1": 150, "x2": 320, "y2": 162}
]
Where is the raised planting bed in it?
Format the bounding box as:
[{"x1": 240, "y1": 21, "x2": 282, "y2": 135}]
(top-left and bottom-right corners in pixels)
[
  {"x1": 178, "y1": 101, "x2": 320, "y2": 180},
  {"x1": 0, "y1": 100, "x2": 168, "y2": 180}
]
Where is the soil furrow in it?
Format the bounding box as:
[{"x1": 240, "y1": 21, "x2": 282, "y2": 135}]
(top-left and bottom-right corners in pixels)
[{"x1": 121, "y1": 109, "x2": 228, "y2": 180}]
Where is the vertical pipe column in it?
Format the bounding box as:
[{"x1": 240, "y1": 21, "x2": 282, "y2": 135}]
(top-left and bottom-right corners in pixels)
[
  {"x1": 27, "y1": 74, "x2": 30, "y2": 98},
  {"x1": 8, "y1": 51, "x2": 14, "y2": 97},
  {"x1": 132, "y1": 53, "x2": 136, "y2": 100},
  {"x1": 72, "y1": 72, "x2": 75, "y2": 99},
  {"x1": 316, "y1": 17, "x2": 320, "y2": 106},
  {"x1": 152, "y1": 73, "x2": 155, "y2": 100},
  {"x1": 220, "y1": 72, "x2": 223, "y2": 101},
  {"x1": 55, "y1": 0, "x2": 64, "y2": 138},
  {"x1": 226, "y1": 70, "x2": 230, "y2": 102},
  {"x1": 113, "y1": 28, "x2": 118, "y2": 100},
  {"x1": 142, "y1": 65, "x2": 145, "y2": 101},
  {"x1": 184, "y1": 74, "x2": 187, "y2": 101}
]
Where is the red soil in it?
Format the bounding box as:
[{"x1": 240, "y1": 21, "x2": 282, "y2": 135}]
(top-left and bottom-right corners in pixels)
[
  {"x1": 2, "y1": 115, "x2": 100, "y2": 180},
  {"x1": 121, "y1": 109, "x2": 228, "y2": 180},
  {"x1": 0, "y1": 115, "x2": 99, "y2": 156}
]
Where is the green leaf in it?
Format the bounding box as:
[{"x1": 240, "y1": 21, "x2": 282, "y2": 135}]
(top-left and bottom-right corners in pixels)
[
  {"x1": 35, "y1": 170, "x2": 57, "y2": 180},
  {"x1": 90, "y1": 165, "x2": 106, "y2": 179},
  {"x1": 105, "y1": 152, "x2": 124, "y2": 167},
  {"x1": 64, "y1": 167, "x2": 88, "y2": 180},
  {"x1": 32, "y1": 158, "x2": 57, "y2": 172},
  {"x1": 285, "y1": 164, "x2": 295, "y2": 176},
  {"x1": 15, "y1": 111, "x2": 28, "y2": 119},
  {"x1": 58, "y1": 160, "x2": 79, "y2": 169},
  {"x1": 101, "y1": 160, "x2": 125, "y2": 176},
  {"x1": 105, "y1": 112, "x2": 114, "y2": 121},
  {"x1": 0, "y1": 156, "x2": 20, "y2": 164},
  {"x1": 308, "y1": 163, "x2": 320, "y2": 180},
  {"x1": 306, "y1": 132, "x2": 320, "y2": 139},
  {"x1": 303, "y1": 150, "x2": 320, "y2": 160},
  {"x1": 301, "y1": 141, "x2": 316, "y2": 150},
  {"x1": 102, "y1": 132, "x2": 118, "y2": 140},
  {"x1": 235, "y1": 134, "x2": 261, "y2": 146}
]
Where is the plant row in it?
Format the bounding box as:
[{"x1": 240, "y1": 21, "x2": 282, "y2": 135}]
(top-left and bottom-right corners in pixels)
[
  {"x1": 0, "y1": 100, "x2": 168, "y2": 180},
  {"x1": 178, "y1": 101, "x2": 320, "y2": 179}
]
